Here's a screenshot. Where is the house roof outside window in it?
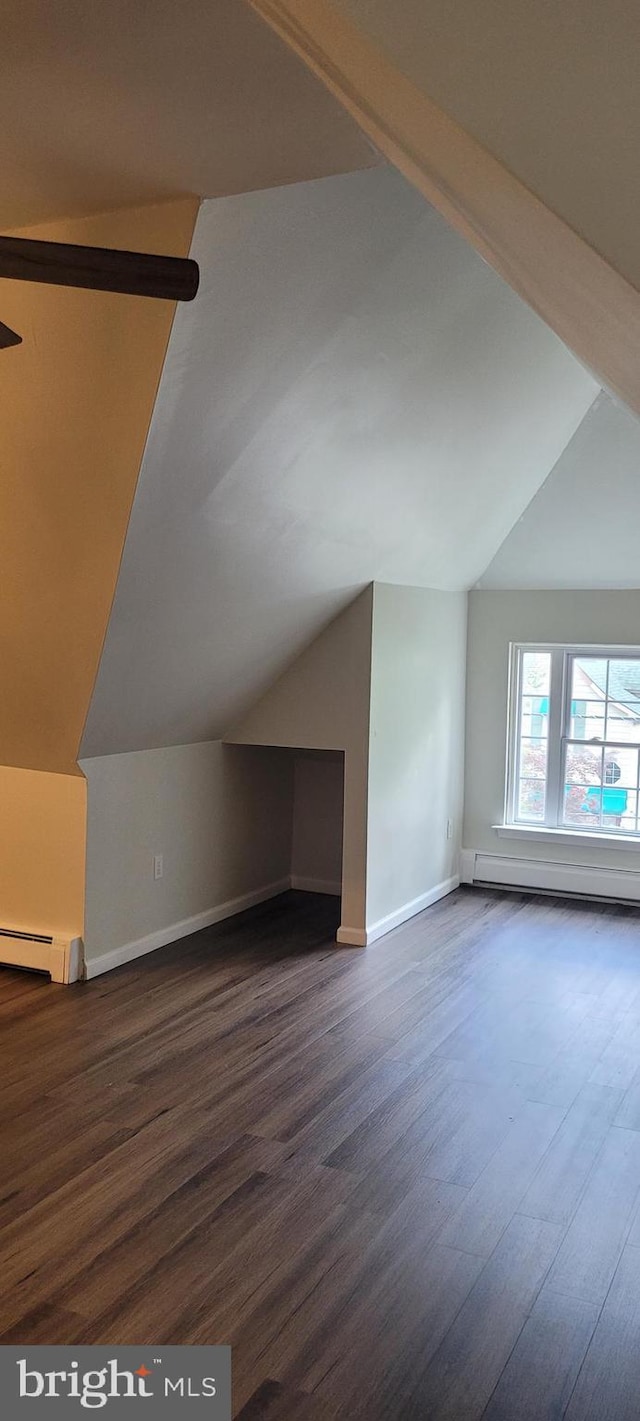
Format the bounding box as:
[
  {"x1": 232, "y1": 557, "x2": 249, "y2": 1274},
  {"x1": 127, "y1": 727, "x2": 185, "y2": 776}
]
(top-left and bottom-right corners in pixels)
[{"x1": 573, "y1": 657, "x2": 640, "y2": 717}]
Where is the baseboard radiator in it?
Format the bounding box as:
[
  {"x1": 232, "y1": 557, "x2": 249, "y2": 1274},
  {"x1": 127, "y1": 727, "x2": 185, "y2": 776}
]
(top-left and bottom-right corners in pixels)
[
  {"x1": 0, "y1": 927, "x2": 83, "y2": 982},
  {"x1": 461, "y1": 850, "x2": 640, "y2": 906}
]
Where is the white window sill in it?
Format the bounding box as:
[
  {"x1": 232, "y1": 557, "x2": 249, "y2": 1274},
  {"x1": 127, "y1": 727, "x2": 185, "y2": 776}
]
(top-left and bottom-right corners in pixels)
[{"x1": 493, "y1": 824, "x2": 640, "y2": 851}]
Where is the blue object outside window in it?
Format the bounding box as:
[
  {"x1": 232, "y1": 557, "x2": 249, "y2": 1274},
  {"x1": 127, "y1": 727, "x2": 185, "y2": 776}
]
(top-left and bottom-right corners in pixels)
[{"x1": 580, "y1": 787, "x2": 628, "y2": 815}]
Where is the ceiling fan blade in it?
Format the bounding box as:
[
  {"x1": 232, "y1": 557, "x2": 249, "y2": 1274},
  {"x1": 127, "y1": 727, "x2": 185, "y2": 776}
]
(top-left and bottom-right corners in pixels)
[
  {"x1": 0, "y1": 236, "x2": 199, "y2": 302},
  {"x1": 0, "y1": 318, "x2": 22, "y2": 347}
]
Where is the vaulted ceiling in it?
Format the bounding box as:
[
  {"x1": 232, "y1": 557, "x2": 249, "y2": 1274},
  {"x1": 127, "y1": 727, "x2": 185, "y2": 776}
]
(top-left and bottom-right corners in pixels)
[
  {"x1": 81, "y1": 166, "x2": 597, "y2": 757},
  {"x1": 0, "y1": 0, "x2": 374, "y2": 228}
]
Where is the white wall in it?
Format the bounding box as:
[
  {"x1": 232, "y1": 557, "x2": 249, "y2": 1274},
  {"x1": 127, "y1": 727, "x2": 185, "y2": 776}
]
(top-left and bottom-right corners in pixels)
[
  {"x1": 464, "y1": 589, "x2": 640, "y2": 871},
  {"x1": 227, "y1": 586, "x2": 373, "y2": 941},
  {"x1": 366, "y1": 584, "x2": 467, "y2": 936},
  {"x1": 480, "y1": 395, "x2": 640, "y2": 589},
  {"x1": 81, "y1": 741, "x2": 294, "y2": 971},
  {"x1": 291, "y1": 751, "x2": 344, "y2": 894},
  {"x1": 82, "y1": 166, "x2": 595, "y2": 759},
  {"x1": 230, "y1": 582, "x2": 468, "y2": 944},
  {"x1": 81, "y1": 581, "x2": 470, "y2": 969}
]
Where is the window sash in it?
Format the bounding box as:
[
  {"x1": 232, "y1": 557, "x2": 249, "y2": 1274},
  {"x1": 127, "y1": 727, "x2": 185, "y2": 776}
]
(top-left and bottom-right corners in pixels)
[{"x1": 507, "y1": 645, "x2": 640, "y2": 837}]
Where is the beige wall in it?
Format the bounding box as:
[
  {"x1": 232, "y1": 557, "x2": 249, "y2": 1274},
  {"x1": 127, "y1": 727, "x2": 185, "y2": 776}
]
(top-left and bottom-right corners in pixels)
[
  {"x1": 81, "y1": 741, "x2": 294, "y2": 965},
  {"x1": 464, "y1": 589, "x2": 640, "y2": 869},
  {"x1": 227, "y1": 586, "x2": 373, "y2": 937},
  {"x1": 367, "y1": 584, "x2": 466, "y2": 928},
  {"x1": 291, "y1": 751, "x2": 344, "y2": 892},
  {"x1": 0, "y1": 198, "x2": 196, "y2": 944},
  {"x1": 0, "y1": 766, "x2": 85, "y2": 937},
  {"x1": 0, "y1": 197, "x2": 197, "y2": 775}
]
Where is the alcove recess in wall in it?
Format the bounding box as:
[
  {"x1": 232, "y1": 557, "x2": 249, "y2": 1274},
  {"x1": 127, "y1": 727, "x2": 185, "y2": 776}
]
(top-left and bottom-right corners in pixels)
[{"x1": 290, "y1": 750, "x2": 344, "y2": 899}]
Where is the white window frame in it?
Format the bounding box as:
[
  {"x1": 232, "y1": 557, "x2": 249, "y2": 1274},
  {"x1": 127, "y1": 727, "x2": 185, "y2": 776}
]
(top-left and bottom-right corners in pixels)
[{"x1": 504, "y1": 643, "x2": 640, "y2": 842}]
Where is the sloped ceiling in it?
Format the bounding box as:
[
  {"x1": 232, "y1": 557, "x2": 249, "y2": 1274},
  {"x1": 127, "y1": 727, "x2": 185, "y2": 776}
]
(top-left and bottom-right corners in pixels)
[
  {"x1": 81, "y1": 166, "x2": 597, "y2": 758},
  {"x1": 335, "y1": 0, "x2": 640, "y2": 293},
  {"x1": 0, "y1": 198, "x2": 196, "y2": 775},
  {"x1": 479, "y1": 394, "x2": 640, "y2": 590},
  {"x1": 0, "y1": 0, "x2": 374, "y2": 227}
]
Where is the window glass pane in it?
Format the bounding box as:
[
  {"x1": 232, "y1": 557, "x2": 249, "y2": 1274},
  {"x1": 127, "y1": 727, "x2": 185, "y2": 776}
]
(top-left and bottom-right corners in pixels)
[
  {"x1": 569, "y1": 700, "x2": 605, "y2": 740},
  {"x1": 571, "y1": 657, "x2": 608, "y2": 700},
  {"x1": 521, "y1": 696, "x2": 549, "y2": 739},
  {"x1": 571, "y1": 656, "x2": 640, "y2": 745},
  {"x1": 521, "y1": 652, "x2": 550, "y2": 696},
  {"x1": 564, "y1": 784, "x2": 602, "y2": 827},
  {"x1": 519, "y1": 739, "x2": 548, "y2": 779},
  {"x1": 564, "y1": 743, "x2": 602, "y2": 784},
  {"x1": 606, "y1": 659, "x2": 640, "y2": 709},
  {"x1": 515, "y1": 652, "x2": 550, "y2": 822},
  {"x1": 600, "y1": 746, "x2": 638, "y2": 834},
  {"x1": 518, "y1": 780, "x2": 546, "y2": 821},
  {"x1": 602, "y1": 746, "x2": 638, "y2": 789},
  {"x1": 614, "y1": 790, "x2": 639, "y2": 834},
  {"x1": 605, "y1": 700, "x2": 640, "y2": 745},
  {"x1": 563, "y1": 743, "x2": 639, "y2": 831},
  {"x1": 563, "y1": 743, "x2": 603, "y2": 827}
]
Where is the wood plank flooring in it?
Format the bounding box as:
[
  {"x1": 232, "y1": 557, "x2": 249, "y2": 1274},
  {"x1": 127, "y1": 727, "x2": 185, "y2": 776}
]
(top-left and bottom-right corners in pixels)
[{"x1": 2, "y1": 886, "x2": 640, "y2": 1417}]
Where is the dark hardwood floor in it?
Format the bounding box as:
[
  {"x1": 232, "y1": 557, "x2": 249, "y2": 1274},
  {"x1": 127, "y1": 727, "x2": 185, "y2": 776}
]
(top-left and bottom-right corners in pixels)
[{"x1": 2, "y1": 886, "x2": 640, "y2": 1417}]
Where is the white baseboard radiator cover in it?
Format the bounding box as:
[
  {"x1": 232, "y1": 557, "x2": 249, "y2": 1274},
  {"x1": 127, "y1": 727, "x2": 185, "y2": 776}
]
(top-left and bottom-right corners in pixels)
[
  {"x1": 0, "y1": 927, "x2": 83, "y2": 982},
  {"x1": 461, "y1": 850, "x2": 640, "y2": 905}
]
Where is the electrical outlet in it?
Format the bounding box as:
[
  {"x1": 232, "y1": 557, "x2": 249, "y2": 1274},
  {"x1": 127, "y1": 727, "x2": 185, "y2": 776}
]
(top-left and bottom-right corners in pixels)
[
  {"x1": 153, "y1": 853, "x2": 163, "y2": 880},
  {"x1": 446, "y1": 819, "x2": 453, "y2": 840}
]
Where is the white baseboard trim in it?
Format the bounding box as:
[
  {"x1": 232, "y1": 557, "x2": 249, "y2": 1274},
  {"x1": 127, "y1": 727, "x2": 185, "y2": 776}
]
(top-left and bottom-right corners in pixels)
[
  {"x1": 84, "y1": 871, "x2": 464, "y2": 978},
  {"x1": 290, "y1": 875, "x2": 342, "y2": 896},
  {"x1": 84, "y1": 877, "x2": 291, "y2": 980},
  {"x1": 364, "y1": 875, "x2": 460, "y2": 944},
  {"x1": 460, "y1": 849, "x2": 476, "y2": 885},
  {"x1": 466, "y1": 850, "x2": 640, "y2": 905}
]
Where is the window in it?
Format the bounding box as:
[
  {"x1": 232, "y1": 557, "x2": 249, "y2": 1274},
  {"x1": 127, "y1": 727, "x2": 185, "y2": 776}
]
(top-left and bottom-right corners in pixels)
[{"x1": 507, "y1": 647, "x2": 640, "y2": 837}]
